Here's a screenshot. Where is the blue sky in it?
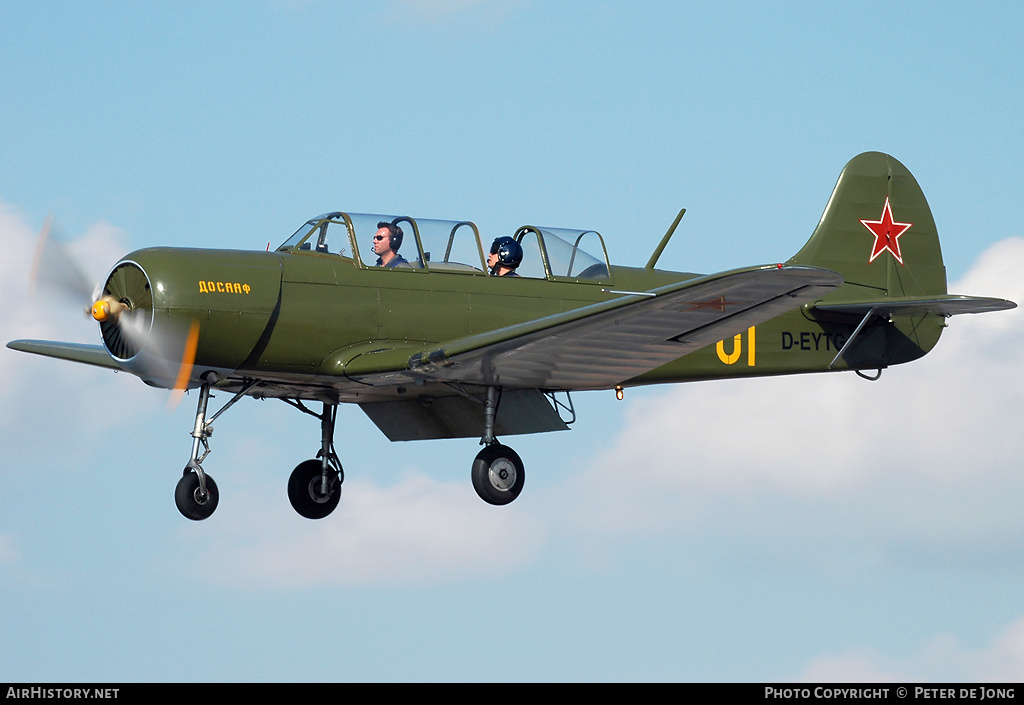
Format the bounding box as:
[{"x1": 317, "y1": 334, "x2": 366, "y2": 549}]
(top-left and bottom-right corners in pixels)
[{"x1": 2, "y1": 0, "x2": 1024, "y2": 682}]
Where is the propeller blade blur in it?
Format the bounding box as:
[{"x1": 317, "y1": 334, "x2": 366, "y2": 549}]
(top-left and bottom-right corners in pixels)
[
  {"x1": 29, "y1": 215, "x2": 98, "y2": 307},
  {"x1": 168, "y1": 320, "x2": 201, "y2": 410}
]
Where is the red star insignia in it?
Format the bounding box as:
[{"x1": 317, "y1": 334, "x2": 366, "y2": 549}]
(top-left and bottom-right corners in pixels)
[
  {"x1": 684, "y1": 296, "x2": 738, "y2": 312},
  {"x1": 860, "y1": 197, "x2": 912, "y2": 265}
]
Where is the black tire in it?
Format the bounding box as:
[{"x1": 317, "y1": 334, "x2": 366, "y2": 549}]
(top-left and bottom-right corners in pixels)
[
  {"x1": 175, "y1": 470, "x2": 219, "y2": 520},
  {"x1": 471, "y1": 444, "x2": 525, "y2": 505},
  {"x1": 288, "y1": 459, "x2": 341, "y2": 519}
]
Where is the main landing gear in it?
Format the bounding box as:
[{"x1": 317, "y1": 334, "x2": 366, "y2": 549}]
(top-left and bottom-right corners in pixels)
[
  {"x1": 470, "y1": 386, "x2": 526, "y2": 506},
  {"x1": 283, "y1": 401, "x2": 343, "y2": 519},
  {"x1": 173, "y1": 383, "x2": 525, "y2": 520}
]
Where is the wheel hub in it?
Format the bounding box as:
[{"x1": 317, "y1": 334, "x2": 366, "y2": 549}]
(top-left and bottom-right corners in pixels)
[
  {"x1": 306, "y1": 477, "x2": 334, "y2": 504},
  {"x1": 488, "y1": 458, "x2": 517, "y2": 492}
]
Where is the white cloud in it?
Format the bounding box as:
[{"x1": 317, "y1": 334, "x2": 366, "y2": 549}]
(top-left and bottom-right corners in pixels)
[
  {"x1": 0, "y1": 203, "x2": 159, "y2": 464},
  {"x1": 173, "y1": 472, "x2": 546, "y2": 589},
  {"x1": 0, "y1": 203, "x2": 127, "y2": 355},
  {"x1": 798, "y1": 615, "x2": 1024, "y2": 682},
  {"x1": 550, "y1": 237, "x2": 1024, "y2": 568},
  {"x1": 797, "y1": 650, "x2": 907, "y2": 683}
]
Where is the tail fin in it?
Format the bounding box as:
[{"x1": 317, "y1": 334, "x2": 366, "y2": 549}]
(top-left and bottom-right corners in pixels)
[
  {"x1": 788, "y1": 151, "x2": 946, "y2": 299},
  {"x1": 788, "y1": 152, "x2": 1014, "y2": 369}
]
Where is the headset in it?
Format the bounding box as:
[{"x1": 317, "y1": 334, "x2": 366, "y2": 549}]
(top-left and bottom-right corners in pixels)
[{"x1": 377, "y1": 220, "x2": 404, "y2": 251}]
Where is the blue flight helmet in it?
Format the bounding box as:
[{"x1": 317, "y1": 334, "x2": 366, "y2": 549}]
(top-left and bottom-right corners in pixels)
[{"x1": 490, "y1": 236, "x2": 523, "y2": 271}]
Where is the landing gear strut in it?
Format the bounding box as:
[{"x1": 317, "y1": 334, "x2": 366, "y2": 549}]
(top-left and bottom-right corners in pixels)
[
  {"x1": 286, "y1": 402, "x2": 343, "y2": 519},
  {"x1": 172, "y1": 382, "x2": 524, "y2": 519},
  {"x1": 174, "y1": 381, "x2": 254, "y2": 521},
  {"x1": 471, "y1": 386, "x2": 525, "y2": 505}
]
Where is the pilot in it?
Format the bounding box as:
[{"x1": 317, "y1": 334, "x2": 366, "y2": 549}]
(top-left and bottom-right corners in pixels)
[
  {"x1": 487, "y1": 236, "x2": 523, "y2": 277},
  {"x1": 373, "y1": 221, "x2": 410, "y2": 268}
]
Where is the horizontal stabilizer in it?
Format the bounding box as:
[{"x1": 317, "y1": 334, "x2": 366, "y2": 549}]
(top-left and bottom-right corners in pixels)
[
  {"x1": 814, "y1": 295, "x2": 1016, "y2": 318},
  {"x1": 6, "y1": 339, "x2": 121, "y2": 371}
]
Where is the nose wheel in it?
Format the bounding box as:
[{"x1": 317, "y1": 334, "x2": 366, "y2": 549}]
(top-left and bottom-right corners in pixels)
[
  {"x1": 175, "y1": 382, "x2": 219, "y2": 520},
  {"x1": 175, "y1": 467, "x2": 219, "y2": 521},
  {"x1": 173, "y1": 380, "x2": 254, "y2": 521}
]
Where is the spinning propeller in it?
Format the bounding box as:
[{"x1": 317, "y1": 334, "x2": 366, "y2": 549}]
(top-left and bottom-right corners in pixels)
[
  {"x1": 29, "y1": 215, "x2": 99, "y2": 307},
  {"x1": 30, "y1": 216, "x2": 200, "y2": 405}
]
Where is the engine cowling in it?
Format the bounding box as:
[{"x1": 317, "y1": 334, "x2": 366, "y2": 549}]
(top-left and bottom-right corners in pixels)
[{"x1": 94, "y1": 248, "x2": 283, "y2": 389}]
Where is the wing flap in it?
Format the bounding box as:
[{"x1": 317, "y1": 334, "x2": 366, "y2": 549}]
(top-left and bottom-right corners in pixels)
[{"x1": 359, "y1": 389, "x2": 569, "y2": 441}]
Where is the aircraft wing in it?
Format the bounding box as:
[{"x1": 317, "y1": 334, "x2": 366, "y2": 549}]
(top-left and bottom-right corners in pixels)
[
  {"x1": 344, "y1": 264, "x2": 843, "y2": 390},
  {"x1": 6, "y1": 340, "x2": 122, "y2": 371}
]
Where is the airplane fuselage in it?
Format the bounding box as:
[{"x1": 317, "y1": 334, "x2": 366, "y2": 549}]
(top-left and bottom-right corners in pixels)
[{"x1": 118, "y1": 244, "x2": 943, "y2": 402}]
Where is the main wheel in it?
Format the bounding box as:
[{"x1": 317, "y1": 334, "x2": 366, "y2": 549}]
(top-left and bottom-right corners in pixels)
[
  {"x1": 288, "y1": 459, "x2": 341, "y2": 519},
  {"x1": 471, "y1": 444, "x2": 525, "y2": 505},
  {"x1": 175, "y1": 470, "x2": 219, "y2": 520}
]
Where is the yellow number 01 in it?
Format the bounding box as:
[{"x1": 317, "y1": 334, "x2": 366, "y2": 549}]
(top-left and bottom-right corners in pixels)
[{"x1": 716, "y1": 327, "x2": 756, "y2": 366}]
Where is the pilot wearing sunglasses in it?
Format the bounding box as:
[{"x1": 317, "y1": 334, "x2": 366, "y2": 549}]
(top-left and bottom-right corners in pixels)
[{"x1": 372, "y1": 221, "x2": 410, "y2": 268}]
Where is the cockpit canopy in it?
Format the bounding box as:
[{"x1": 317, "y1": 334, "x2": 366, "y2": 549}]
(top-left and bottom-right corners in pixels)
[{"x1": 276, "y1": 212, "x2": 611, "y2": 281}]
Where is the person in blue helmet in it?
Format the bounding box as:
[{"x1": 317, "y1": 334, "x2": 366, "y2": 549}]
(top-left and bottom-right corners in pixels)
[{"x1": 487, "y1": 236, "x2": 523, "y2": 276}]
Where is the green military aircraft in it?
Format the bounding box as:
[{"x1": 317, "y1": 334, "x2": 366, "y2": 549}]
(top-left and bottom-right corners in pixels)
[{"x1": 8, "y1": 152, "x2": 1016, "y2": 521}]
